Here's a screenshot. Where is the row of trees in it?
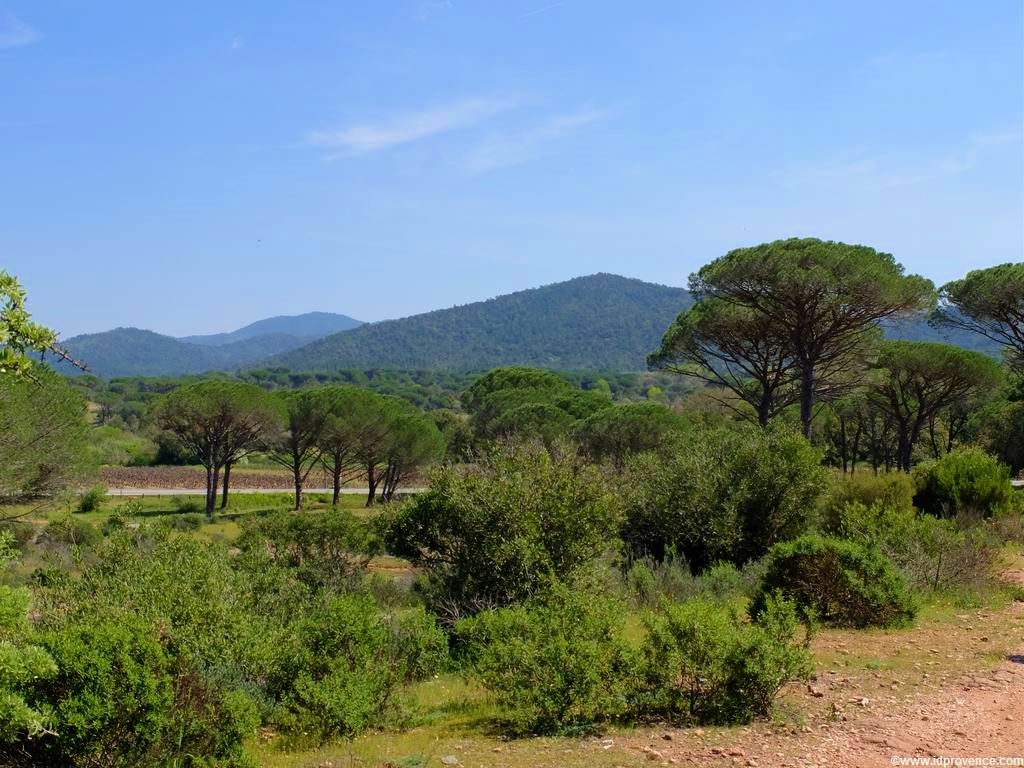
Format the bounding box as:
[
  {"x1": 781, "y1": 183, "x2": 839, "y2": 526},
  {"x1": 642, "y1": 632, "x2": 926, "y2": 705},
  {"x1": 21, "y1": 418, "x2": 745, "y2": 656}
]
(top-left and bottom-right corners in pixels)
[
  {"x1": 155, "y1": 383, "x2": 443, "y2": 512},
  {"x1": 650, "y1": 242, "x2": 1022, "y2": 468}
]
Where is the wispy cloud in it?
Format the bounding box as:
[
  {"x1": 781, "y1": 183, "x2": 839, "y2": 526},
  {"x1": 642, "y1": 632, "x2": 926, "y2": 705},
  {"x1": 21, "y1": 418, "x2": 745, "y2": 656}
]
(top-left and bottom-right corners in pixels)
[
  {"x1": 0, "y1": 12, "x2": 38, "y2": 49},
  {"x1": 308, "y1": 97, "x2": 521, "y2": 155},
  {"x1": 464, "y1": 109, "x2": 608, "y2": 173},
  {"x1": 778, "y1": 125, "x2": 1023, "y2": 190},
  {"x1": 415, "y1": 0, "x2": 452, "y2": 23},
  {"x1": 518, "y1": 1, "x2": 572, "y2": 20}
]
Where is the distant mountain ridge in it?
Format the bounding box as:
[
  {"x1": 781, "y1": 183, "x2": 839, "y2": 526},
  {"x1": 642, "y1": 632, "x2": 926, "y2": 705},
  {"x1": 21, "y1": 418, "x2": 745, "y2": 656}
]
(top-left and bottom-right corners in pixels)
[
  {"x1": 58, "y1": 312, "x2": 363, "y2": 377},
  {"x1": 179, "y1": 311, "x2": 361, "y2": 346},
  {"x1": 56, "y1": 276, "x2": 1002, "y2": 378},
  {"x1": 272, "y1": 274, "x2": 694, "y2": 372}
]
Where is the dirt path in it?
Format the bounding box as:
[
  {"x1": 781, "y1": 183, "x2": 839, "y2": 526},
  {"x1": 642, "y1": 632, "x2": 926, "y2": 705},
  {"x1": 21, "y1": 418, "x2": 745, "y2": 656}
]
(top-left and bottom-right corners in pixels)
[{"x1": 621, "y1": 570, "x2": 1024, "y2": 767}]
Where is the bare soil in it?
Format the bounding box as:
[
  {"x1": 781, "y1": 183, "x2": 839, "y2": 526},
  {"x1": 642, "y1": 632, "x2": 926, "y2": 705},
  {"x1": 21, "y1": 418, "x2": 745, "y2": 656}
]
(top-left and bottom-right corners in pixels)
[{"x1": 621, "y1": 569, "x2": 1024, "y2": 767}]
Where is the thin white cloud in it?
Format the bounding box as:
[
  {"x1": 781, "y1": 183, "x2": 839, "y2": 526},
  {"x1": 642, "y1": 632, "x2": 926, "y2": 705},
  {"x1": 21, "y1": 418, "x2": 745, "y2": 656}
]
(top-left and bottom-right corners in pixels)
[
  {"x1": 0, "y1": 12, "x2": 38, "y2": 49},
  {"x1": 779, "y1": 125, "x2": 1023, "y2": 190},
  {"x1": 308, "y1": 97, "x2": 521, "y2": 155},
  {"x1": 519, "y1": 1, "x2": 572, "y2": 20},
  {"x1": 464, "y1": 109, "x2": 608, "y2": 173},
  {"x1": 416, "y1": 0, "x2": 452, "y2": 23}
]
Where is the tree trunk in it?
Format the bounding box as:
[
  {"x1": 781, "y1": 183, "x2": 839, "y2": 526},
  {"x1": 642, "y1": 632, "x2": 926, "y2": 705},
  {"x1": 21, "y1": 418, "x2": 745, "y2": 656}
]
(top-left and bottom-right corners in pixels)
[
  {"x1": 204, "y1": 465, "x2": 215, "y2": 516},
  {"x1": 220, "y1": 461, "x2": 232, "y2": 509},
  {"x1": 799, "y1": 364, "x2": 815, "y2": 439},
  {"x1": 332, "y1": 459, "x2": 342, "y2": 506},
  {"x1": 850, "y1": 423, "x2": 862, "y2": 475},
  {"x1": 365, "y1": 463, "x2": 377, "y2": 507},
  {"x1": 207, "y1": 464, "x2": 221, "y2": 516},
  {"x1": 293, "y1": 464, "x2": 302, "y2": 511}
]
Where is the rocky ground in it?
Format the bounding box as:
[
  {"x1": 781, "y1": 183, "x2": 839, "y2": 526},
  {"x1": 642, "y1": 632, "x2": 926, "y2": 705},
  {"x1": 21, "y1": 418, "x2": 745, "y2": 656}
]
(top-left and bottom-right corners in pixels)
[{"x1": 619, "y1": 567, "x2": 1024, "y2": 767}]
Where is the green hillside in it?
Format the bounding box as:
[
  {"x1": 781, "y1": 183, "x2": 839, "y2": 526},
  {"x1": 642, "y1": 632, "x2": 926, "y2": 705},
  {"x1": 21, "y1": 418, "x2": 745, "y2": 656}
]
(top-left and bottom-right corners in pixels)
[
  {"x1": 274, "y1": 274, "x2": 694, "y2": 372},
  {"x1": 59, "y1": 328, "x2": 305, "y2": 377},
  {"x1": 179, "y1": 311, "x2": 362, "y2": 346}
]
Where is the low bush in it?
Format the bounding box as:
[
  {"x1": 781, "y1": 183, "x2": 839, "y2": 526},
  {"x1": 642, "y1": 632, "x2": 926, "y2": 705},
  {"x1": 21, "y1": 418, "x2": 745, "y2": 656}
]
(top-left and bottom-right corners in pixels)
[
  {"x1": 385, "y1": 442, "x2": 620, "y2": 619},
  {"x1": 750, "y1": 535, "x2": 917, "y2": 628},
  {"x1": 168, "y1": 512, "x2": 205, "y2": 531},
  {"x1": 623, "y1": 556, "x2": 761, "y2": 608},
  {"x1": 44, "y1": 515, "x2": 102, "y2": 548},
  {"x1": 389, "y1": 606, "x2": 449, "y2": 682},
  {"x1": 75, "y1": 485, "x2": 106, "y2": 513},
  {"x1": 170, "y1": 495, "x2": 204, "y2": 514},
  {"x1": 620, "y1": 424, "x2": 825, "y2": 571},
  {"x1": 826, "y1": 501, "x2": 1002, "y2": 594},
  {"x1": 635, "y1": 594, "x2": 812, "y2": 724},
  {"x1": 912, "y1": 448, "x2": 1014, "y2": 520},
  {"x1": 271, "y1": 594, "x2": 398, "y2": 745},
  {"x1": 822, "y1": 472, "x2": 916, "y2": 528},
  {"x1": 237, "y1": 509, "x2": 378, "y2": 593},
  {"x1": 455, "y1": 582, "x2": 636, "y2": 735},
  {"x1": 26, "y1": 617, "x2": 258, "y2": 768}
]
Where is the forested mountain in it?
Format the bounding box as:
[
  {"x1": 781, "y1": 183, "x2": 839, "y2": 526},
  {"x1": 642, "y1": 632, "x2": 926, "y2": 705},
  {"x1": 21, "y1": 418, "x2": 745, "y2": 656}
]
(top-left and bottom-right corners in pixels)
[
  {"x1": 179, "y1": 311, "x2": 362, "y2": 346},
  {"x1": 58, "y1": 312, "x2": 364, "y2": 377},
  {"x1": 274, "y1": 274, "x2": 694, "y2": 372},
  {"x1": 882, "y1": 315, "x2": 1002, "y2": 355},
  {"x1": 57, "y1": 275, "x2": 1001, "y2": 378},
  {"x1": 57, "y1": 328, "x2": 309, "y2": 377}
]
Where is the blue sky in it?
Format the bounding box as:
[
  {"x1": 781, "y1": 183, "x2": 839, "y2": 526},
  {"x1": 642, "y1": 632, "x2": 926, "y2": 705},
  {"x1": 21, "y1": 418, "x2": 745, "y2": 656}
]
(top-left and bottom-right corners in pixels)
[{"x1": 2, "y1": 1, "x2": 1022, "y2": 337}]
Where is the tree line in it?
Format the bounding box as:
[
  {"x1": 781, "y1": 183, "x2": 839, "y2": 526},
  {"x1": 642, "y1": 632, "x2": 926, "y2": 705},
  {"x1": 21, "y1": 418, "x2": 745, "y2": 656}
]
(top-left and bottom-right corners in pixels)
[
  {"x1": 155, "y1": 383, "x2": 443, "y2": 513},
  {"x1": 649, "y1": 239, "x2": 1022, "y2": 470}
]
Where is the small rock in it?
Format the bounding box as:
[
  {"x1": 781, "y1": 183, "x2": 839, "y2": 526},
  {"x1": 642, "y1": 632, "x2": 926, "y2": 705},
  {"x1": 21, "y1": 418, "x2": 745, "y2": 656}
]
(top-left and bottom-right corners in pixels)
[
  {"x1": 662, "y1": 732, "x2": 673, "y2": 741},
  {"x1": 440, "y1": 757, "x2": 460, "y2": 766}
]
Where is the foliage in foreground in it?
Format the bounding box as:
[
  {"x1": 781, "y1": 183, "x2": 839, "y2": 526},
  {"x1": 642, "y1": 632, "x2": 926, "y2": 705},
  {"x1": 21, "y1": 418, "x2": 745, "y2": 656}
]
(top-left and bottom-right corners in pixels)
[
  {"x1": 455, "y1": 582, "x2": 635, "y2": 734},
  {"x1": 750, "y1": 534, "x2": 918, "y2": 628},
  {"x1": 385, "y1": 442, "x2": 620, "y2": 618},
  {"x1": 620, "y1": 423, "x2": 827, "y2": 570},
  {"x1": 912, "y1": 447, "x2": 1015, "y2": 520},
  {"x1": 457, "y1": 582, "x2": 813, "y2": 734},
  {"x1": 636, "y1": 592, "x2": 812, "y2": 724}
]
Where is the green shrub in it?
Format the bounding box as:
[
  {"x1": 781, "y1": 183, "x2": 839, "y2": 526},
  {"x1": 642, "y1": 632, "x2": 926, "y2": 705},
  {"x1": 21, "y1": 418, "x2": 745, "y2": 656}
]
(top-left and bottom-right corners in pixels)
[
  {"x1": 455, "y1": 582, "x2": 636, "y2": 734},
  {"x1": 385, "y1": 442, "x2": 620, "y2": 618},
  {"x1": 636, "y1": 594, "x2": 812, "y2": 724},
  {"x1": 823, "y1": 499, "x2": 917, "y2": 544},
  {"x1": 272, "y1": 594, "x2": 398, "y2": 745},
  {"x1": 29, "y1": 617, "x2": 258, "y2": 768},
  {"x1": 0, "y1": 580, "x2": 57, "y2": 743},
  {"x1": 44, "y1": 515, "x2": 102, "y2": 548},
  {"x1": 237, "y1": 509, "x2": 378, "y2": 593},
  {"x1": 621, "y1": 424, "x2": 825, "y2": 570},
  {"x1": 75, "y1": 485, "x2": 107, "y2": 513},
  {"x1": 823, "y1": 472, "x2": 916, "y2": 526},
  {"x1": 389, "y1": 606, "x2": 449, "y2": 682},
  {"x1": 623, "y1": 555, "x2": 760, "y2": 608},
  {"x1": 750, "y1": 535, "x2": 918, "y2": 628},
  {"x1": 170, "y1": 495, "x2": 203, "y2": 514},
  {"x1": 824, "y1": 500, "x2": 1002, "y2": 594},
  {"x1": 168, "y1": 512, "x2": 205, "y2": 531},
  {"x1": 913, "y1": 448, "x2": 1014, "y2": 520}
]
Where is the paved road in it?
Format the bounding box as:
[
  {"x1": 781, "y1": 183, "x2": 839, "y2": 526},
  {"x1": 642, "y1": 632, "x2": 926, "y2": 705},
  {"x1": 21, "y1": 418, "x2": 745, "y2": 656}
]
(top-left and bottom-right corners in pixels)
[{"x1": 105, "y1": 487, "x2": 426, "y2": 497}]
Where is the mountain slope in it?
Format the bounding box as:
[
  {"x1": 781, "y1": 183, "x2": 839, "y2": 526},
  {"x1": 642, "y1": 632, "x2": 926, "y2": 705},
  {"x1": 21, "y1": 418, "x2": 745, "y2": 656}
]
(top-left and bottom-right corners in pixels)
[
  {"x1": 179, "y1": 311, "x2": 362, "y2": 346},
  {"x1": 274, "y1": 274, "x2": 694, "y2": 372},
  {"x1": 58, "y1": 328, "x2": 310, "y2": 377}
]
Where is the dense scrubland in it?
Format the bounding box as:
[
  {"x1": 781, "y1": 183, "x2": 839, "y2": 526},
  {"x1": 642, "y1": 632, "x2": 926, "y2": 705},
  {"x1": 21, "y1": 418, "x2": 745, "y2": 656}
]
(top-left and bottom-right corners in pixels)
[{"x1": 0, "y1": 241, "x2": 1022, "y2": 767}]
